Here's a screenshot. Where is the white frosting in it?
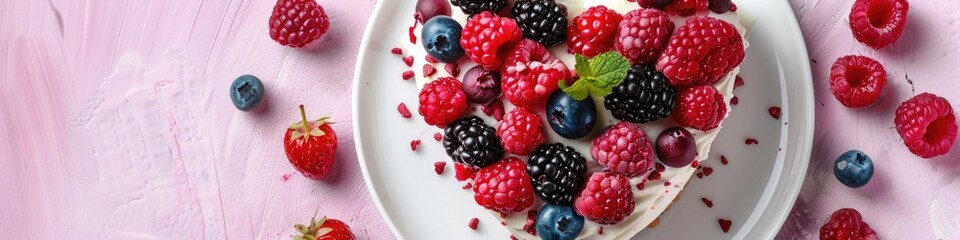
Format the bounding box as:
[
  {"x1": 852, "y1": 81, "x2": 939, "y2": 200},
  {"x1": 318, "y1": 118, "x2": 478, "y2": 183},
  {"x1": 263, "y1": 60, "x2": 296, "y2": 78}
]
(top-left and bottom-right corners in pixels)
[{"x1": 402, "y1": 1, "x2": 749, "y2": 239}]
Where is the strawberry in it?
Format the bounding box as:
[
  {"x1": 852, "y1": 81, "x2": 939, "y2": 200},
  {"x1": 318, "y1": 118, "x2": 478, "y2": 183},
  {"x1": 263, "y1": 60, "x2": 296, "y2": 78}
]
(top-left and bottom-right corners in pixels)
[
  {"x1": 284, "y1": 105, "x2": 338, "y2": 180},
  {"x1": 293, "y1": 210, "x2": 355, "y2": 240}
]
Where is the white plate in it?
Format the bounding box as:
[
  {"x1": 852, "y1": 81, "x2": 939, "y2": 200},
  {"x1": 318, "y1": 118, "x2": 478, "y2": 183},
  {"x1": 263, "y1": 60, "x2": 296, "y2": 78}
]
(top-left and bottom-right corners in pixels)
[{"x1": 353, "y1": 0, "x2": 813, "y2": 239}]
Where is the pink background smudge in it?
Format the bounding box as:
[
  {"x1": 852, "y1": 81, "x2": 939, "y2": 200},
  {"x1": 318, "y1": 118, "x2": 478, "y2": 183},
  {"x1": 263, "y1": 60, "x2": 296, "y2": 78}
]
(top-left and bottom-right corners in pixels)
[{"x1": 2, "y1": 0, "x2": 960, "y2": 239}]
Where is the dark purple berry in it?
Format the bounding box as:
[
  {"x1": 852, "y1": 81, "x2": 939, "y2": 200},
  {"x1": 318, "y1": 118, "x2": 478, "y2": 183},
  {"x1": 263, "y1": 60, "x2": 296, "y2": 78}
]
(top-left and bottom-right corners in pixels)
[
  {"x1": 416, "y1": 0, "x2": 452, "y2": 23},
  {"x1": 709, "y1": 0, "x2": 732, "y2": 13},
  {"x1": 655, "y1": 127, "x2": 697, "y2": 168}
]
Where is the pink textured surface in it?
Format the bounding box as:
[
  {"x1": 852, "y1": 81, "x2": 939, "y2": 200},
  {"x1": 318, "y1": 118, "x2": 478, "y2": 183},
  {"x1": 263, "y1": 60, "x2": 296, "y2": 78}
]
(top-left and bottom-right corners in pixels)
[{"x1": 2, "y1": 0, "x2": 960, "y2": 239}]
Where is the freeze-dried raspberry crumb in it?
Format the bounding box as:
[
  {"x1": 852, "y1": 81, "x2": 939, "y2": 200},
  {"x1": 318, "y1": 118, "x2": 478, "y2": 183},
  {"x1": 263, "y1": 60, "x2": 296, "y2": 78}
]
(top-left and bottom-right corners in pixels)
[
  {"x1": 745, "y1": 138, "x2": 758, "y2": 145},
  {"x1": 403, "y1": 56, "x2": 414, "y2": 67},
  {"x1": 391, "y1": 47, "x2": 402, "y2": 55},
  {"x1": 702, "y1": 197, "x2": 713, "y2": 208},
  {"x1": 402, "y1": 70, "x2": 415, "y2": 80},
  {"x1": 468, "y1": 218, "x2": 479, "y2": 230},
  {"x1": 423, "y1": 64, "x2": 437, "y2": 77},
  {"x1": 411, "y1": 139, "x2": 421, "y2": 151},
  {"x1": 398, "y1": 102, "x2": 412, "y2": 118},
  {"x1": 434, "y1": 161, "x2": 446, "y2": 175},
  {"x1": 719, "y1": 219, "x2": 732, "y2": 233}
]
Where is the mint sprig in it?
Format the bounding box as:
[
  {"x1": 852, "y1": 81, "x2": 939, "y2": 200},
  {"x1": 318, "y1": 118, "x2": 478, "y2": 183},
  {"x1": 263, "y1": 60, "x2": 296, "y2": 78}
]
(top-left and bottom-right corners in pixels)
[{"x1": 559, "y1": 52, "x2": 630, "y2": 101}]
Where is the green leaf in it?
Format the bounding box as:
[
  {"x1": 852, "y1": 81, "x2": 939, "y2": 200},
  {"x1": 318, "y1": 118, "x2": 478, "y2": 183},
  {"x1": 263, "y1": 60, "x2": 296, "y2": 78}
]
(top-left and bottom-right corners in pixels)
[
  {"x1": 590, "y1": 52, "x2": 630, "y2": 95},
  {"x1": 559, "y1": 78, "x2": 592, "y2": 101},
  {"x1": 574, "y1": 54, "x2": 591, "y2": 78}
]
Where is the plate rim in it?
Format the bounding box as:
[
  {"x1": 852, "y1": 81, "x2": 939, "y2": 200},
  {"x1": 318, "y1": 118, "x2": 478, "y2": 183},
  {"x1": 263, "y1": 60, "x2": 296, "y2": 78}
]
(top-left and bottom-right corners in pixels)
[{"x1": 351, "y1": 0, "x2": 815, "y2": 239}]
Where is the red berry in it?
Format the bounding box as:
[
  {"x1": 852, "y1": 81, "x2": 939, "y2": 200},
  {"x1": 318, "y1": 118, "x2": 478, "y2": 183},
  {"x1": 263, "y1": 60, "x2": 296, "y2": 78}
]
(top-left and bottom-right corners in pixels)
[
  {"x1": 423, "y1": 64, "x2": 437, "y2": 77},
  {"x1": 666, "y1": 0, "x2": 709, "y2": 16},
  {"x1": 819, "y1": 208, "x2": 878, "y2": 240},
  {"x1": 503, "y1": 39, "x2": 570, "y2": 109},
  {"x1": 411, "y1": 139, "x2": 421, "y2": 151},
  {"x1": 574, "y1": 172, "x2": 635, "y2": 224},
  {"x1": 616, "y1": 9, "x2": 674, "y2": 64},
  {"x1": 674, "y1": 85, "x2": 727, "y2": 131},
  {"x1": 829, "y1": 55, "x2": 886, "y2": 108},
  {"x1": 418, "y1": 77, "x2": 468, "y2": 127},
  {"x1": 269, "y1": 0, "x2": 330, "y2": 48},
  {"x1": 657, "y1": 17, "x2": 744, "y2": 87},
  {"x1": 591, "y1": 122, "x2": 655, "y2": 177},
  {"x1": 567, "y1": 6, "x2": 623, "y2": 58},
  {"x1": 461, "y1": 11, "x2": 523, "y2": 71},
  {"x1": 391, "y1": 47, "x2": 403, "y2": 55},
  {"x1": 284, "y1": 106, "x2": 337, "y2": 181},
  {"x1": 403, "y1": 56, "x2": 415, "y2": 67},
  {"x1": 769, "y1": 106, "x2": 782, "y2": 120},
  {"x1": 468, "y1": 218, "x2": 479, "y2": 230},
  {"x1": 454, "y1": 163, "x2": 476, "y2": 181},
  {"x1": 473, "y1": 157, "x2": 536, "y2": 213},
  {"x1": 293, "y1": 216, "x2": 356, "y2": 240},
  {"x1": 397, "y1": 102, "x2": 412, "y2": 118},
  {"x1": 497, "y1": 107, "x2": 546, "y2": 155},
  {"x1": 434, "y1": 161, "x2": 446, "y2": 175},
  {"x1": 402, "y1": 70, "x2": 415, "y2": 80},
  {"x1": 718, "y1": 218, "x2": 732, "y2": 233},
  {"x1": 849, "y1": 0, "x2": 909, "y2": 49},
  {"x1": 895, "y1": 93, "x2": 958, "y2": 158}
]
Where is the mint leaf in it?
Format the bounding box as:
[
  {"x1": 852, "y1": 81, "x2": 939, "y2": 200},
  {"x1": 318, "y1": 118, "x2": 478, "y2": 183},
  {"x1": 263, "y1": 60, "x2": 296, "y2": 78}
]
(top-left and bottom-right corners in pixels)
[
  {"x1": 574, "y1": 54, "x2": 591, "y2": 78},
  {"x1": 590, "y1": 52, "x2": 630, "y2": 93},
  {"x1": 559, "y1": 78, "x2": 591, "y2": 101}
]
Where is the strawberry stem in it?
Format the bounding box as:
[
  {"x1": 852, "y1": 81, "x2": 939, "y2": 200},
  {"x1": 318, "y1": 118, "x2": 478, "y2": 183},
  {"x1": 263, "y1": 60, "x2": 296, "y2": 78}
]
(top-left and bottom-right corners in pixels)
[{"x1": 299, "y1": 105, "x2": 311, "y2": 138}]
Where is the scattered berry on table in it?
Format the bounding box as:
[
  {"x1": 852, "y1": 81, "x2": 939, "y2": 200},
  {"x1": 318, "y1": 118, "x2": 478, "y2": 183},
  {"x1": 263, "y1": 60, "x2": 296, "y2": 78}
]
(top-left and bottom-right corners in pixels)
[
  {"x1": 657, "y1": 16, "x2": 744, "y2": 87},
  {"x1": 443, "y1": 116, "x2": 505, "y2": 168},
  {"x1": 451, "y1": 0, "x2": 507, "y2": 15},
  {"x1": 666, "y1": 0, "x2": 708, "y2": 16},
  {"x1": 894, "y1": 93, "x2": 958, "y2": 158},
  {"x1": 574, "y1": 172, "x2": 636, "y2": 224},
  {"x1": 819, "y1": 208, "x2": 878, "y2": 240},
  {"x1": 454, "y1": 162, "x2": 477, "y2": 181},
  {"x1": 473, "y1": 157, "x2": 536, "y2": 213},
  {"x1": 527, "y1": 143, "x2": 588, "y2": 204},
  {"x1": 708, "y1": 0, "x2": 732, "y2": 13},
  {"x1": 397, "y1": 102, "x2": 412, "y2": 118},
  {"x1": 434, "y1": 161, "x2": 447, "y2": 175},
  {"x1": 498, "y1": 107, "x2": 547, "y2": 155},
  {"x1": 637, "y1": 0, "x2": 672, "y2": 10},
  {"x1": 546, "y1": 89, "x2": 597, "y2": 139},
  {"x1": 462, "y1": 66, "x2": 502, "y2": 104},
  {"x1": 829, "y1": 55, "x2": 886, "y2": 108},
  {"x1": 422, "y1": 16, "x2": 465, "y2": 63},
  {"x1": 656, "y1": 127, "x2": 698, "y2": 168},
  {"x1": 461, "y1": 11, "x2": 523, "y2": 71},
  {"x1": 293, "y1": 214, "x2": 355, "y2": 240},
  {"x1": 269, "y1": 0, "x2": 329, "y2": 48},
  {"x1": 503, "y1": 39, "x2": 570, "y2": 109},
  {"x1": 833, "y1": 150, "x2": 874, "y2": 188},
  {"x1": 615, "y1": 9, "x2": 674, "y2": 64},
  {"x1": 849, "y1": 0, "x2": 909, "y2": 49},
  {"x1": 567, "y1": 6, "x2": 623, "y2": 58},
  {"x1": 230, "y1": 74, "x2": 266, "y2": 112},
  {"x1": 718, "y1": 218, "x2": 732, "y2": 233},
  {"x1": 468, "y1": 217, "x2": 480, "y2": 230},
  {"x1": 418, "y1": 77, "x2": 468, "y2": 127},
  {"x1": 512, "y1": 0, "x2": 569, "y2": 47},
  {"x1": 536, "y1": 204, "x2": 585, "y2": 240},
  {"x1": 284, "y1": 105, "x2": 337, "y2": 181},
  {"x1": 592, "y1": 122, "x2": 655, "y2": 177},
  {"x1": 674, "y1": 85, "x2": 727, "y2": 131},
  {"x1": 604, "y1": 64, "x2": 677, "y2": 123},
  {"x1": 416, "y1": 0, "x2": 452, "y2": 23}
]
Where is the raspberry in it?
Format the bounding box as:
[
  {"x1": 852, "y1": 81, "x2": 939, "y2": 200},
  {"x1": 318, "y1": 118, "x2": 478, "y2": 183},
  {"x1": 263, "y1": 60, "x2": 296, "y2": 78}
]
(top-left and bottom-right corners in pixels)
[
  {"x1": 656, "y1": 16, "x2": 744, "y2": 87},
  {"x1": 895, "y1": 93, "x2": 958, "y2": 159},
  {"x1": 503, "y1": 39, "x2": 570, "y2": 109},
  {"x1": 574, "y1": 172, "x2": 635, "y2": 224},
  {"x1": 473, "y1": 157, "x2": 536, "y2": 213},
  {"x1": 674, "y1": 85, "x2": 727, "y2": 131},
  {"x1": 269, "y1": 0, "x2": 330, "y2": 48},
  {"x1": 419, "y1": 78, "x2": 468, "y2": 127},
  {"x1": 567, "y1": 6, "x2": 623, "y2": 58},
  {"x1": 849, "y1": 0, "x2": 909, "y2": 49},
  {"x1": 666, "y1": 0, "x2": 709, "y2": 16},
  {"x1": 461, "y1": 11, "x2": 524, "y2": 71},
  {"x1": 497, "y1": 107, "x2": 546, "y2": 155},
  {"x1": 591, "y1": 122, "x2": 655, "y2": 177},
  {"x1": 615, "y1": 9, "x2": 674, "y2": 64},
  {"x1": 819, "y1": 208, "x2": 879, "y2": 240},
  {"x1": 829, "y1": 55, "x2": 886, "y2": 108}
]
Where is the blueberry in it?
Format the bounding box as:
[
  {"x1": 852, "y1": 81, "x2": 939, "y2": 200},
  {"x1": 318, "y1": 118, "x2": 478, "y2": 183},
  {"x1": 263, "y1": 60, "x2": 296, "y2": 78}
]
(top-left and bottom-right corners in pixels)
[
  {"x1": 536, "y1": 204, "x2": 584, "y2": 240},
  {"x1": 546, "y1": 90, "x2": 597, "y2": 139},
  {"x1": 421, "y1": 16, "x2": 464, "y2": 63},
  {"x1": 834, "y1": 150, "x2": 874, "y2": 188},
  {"x1": 230, "y1": 74, "x2": 266, "y2": 111}
]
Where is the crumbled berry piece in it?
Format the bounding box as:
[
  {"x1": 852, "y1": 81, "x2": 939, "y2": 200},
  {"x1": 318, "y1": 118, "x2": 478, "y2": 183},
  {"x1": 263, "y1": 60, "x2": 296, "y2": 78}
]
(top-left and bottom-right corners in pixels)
[
  {"x1": 745, "y1": 138, "x2": 758, "y2": 145},
  {"x1": 411, "y1": 139, "x2": 421, "y2": 151},
  {"x1": 402, "y1": 70, "x2": 415, "y2": 80},
  {"x1": 445, "y1": 63, "x2": 460, "y2": 76},
  {"x1": 702, "y1": 197, "x2": 713, "y2": 208},
  {"x1": 423, "y1": 64, "x2": 437, "y2": 77},
  {"x1": 403, "y1": 56, "x2": 415, "y2": 67},
  {"x1": 468, "y1": 218, "x2": 479, "y2": 230},
  {"x1": 721, "y1": 155, "x2": 729, "y2": 165},
  {"x1": 719, "y1": 219, "x2": 732, "y2": 233},
  {"x1": 435, "y1": 161, "x2": 446, "y2": 175},
  {"x1": 398, "y1": 102, "x2": 412, "y2": 118},
  {"x1": 391, "y1": 47, "x2": 402, "y2": 55},
  {"x1": 769, "y1": 106, "x2": 782, "y2": 120},
  {"x1": 434, "y1": 132, "x2": 442, "y2": 141}
]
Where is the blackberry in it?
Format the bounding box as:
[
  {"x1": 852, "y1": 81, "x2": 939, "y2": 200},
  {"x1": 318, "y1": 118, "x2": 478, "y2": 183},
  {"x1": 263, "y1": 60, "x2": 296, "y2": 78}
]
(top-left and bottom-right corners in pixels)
[
  {"x1": 527, "y1": 143, "x2": 587, "y2": 204},
  {"x1": 604, "y1": 64, "x2": 677, "y2": 123},
  {"x1": 451, "y1": 0, "x2": 507, "y2": 15},
  {"x1": 511, "y1": 0, "x2": 568, "y2": 46},
  {"x1": 443, "y1": 116, "x2": 505, "y2": 168}
]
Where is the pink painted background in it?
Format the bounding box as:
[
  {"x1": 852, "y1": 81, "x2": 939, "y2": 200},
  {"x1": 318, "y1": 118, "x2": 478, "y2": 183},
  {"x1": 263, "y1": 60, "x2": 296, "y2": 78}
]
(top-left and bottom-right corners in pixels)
[{"x1": 1, "y1": 0, "x2": 959, "y2": 239}]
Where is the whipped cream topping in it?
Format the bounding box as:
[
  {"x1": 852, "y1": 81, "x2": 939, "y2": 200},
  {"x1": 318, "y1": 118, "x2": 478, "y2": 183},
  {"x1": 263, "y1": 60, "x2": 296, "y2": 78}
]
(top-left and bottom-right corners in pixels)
[{"x1": 401, "y1": 1, "x2": 749, "y2": 239}]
